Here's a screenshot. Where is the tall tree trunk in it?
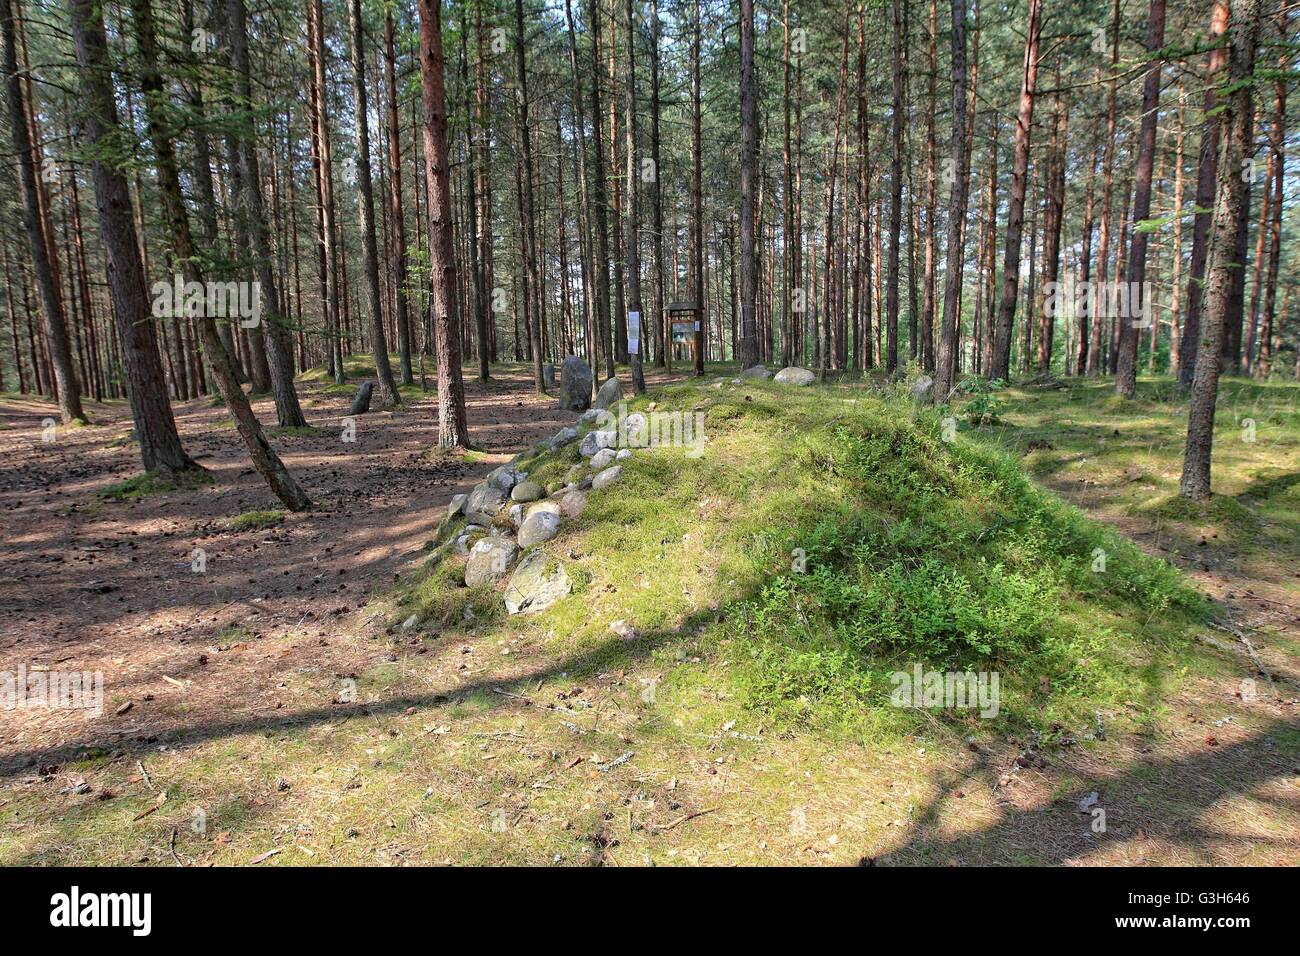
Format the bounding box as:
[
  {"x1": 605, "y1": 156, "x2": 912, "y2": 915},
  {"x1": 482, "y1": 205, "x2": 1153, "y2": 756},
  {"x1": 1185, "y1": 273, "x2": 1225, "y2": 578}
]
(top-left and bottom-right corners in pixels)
[
  {"x1": 1258, "y1": 0, "x2": 1288, "y2": 377},
  {"x1": 1178, "y1": 0, "x2": 1231, "y2": 388},
  {"x1": 989, "y1": 0, "x2": 1041, "y2": 381},
  {"x1": 512, "y1": 0, "x2": 544, "y2": 391},
  {"x1": 649, "y1": 0, "x2": 666, "y2": 369},
  {"x1": 417, "y1": 0, "x2": 469, "y2": 448},
  {"x1": 1088, "y1": 0, "x2": 1121, "y2": 375},
  {"x1": 128, "y1": 0, "x2": 309, "y2": 510},
  {"x1": 3, "y1": 0, "x2": 85, "y2": 423},
  {"x1": 934, "y1": 0, "x2": 970, "y2": 401},
  {"x1": 1182, "y1": 0, "x2": 1262, "y2": 499},
  {"x1": 226, "y1": 0, "x2": 307, "y2": 427},
  {"x1": 736, "y1": 0, "x2": 759, "y2": 369},
  {"x1": 310, "y1": 0, "x2": 345, "y2": 384},
  {"x1": 587, "y1": 0, "x2": 613, "y2": 382},
  {"x1": 623, "y1": 0, "x2": 645, "y2": 392},
  {"x1": 347, "y1": 0, "x2": 400, "y2": 406},
  {"x1": 885, "y1": 0, "x2": 906, "y2": 372},
  {"x1": 920, "y1": 0, "x2": 937, "y2": 373},
  {"x1": 1116, "y1": 0, "x2": 1166, "y2": 397},
  {"x1": 384, "y1": 10, "x2": 414, "y2": 386},
  {"x1": 72, "y1": 0, "x2": 196, "y2": 474}
]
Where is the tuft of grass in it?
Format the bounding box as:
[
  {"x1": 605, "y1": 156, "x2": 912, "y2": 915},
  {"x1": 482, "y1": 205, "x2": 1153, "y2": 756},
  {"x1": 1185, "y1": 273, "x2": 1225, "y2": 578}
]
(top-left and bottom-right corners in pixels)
[
  {"x1": 229, "y1": 509, "x2": 285, "y2": 531},
  {"x1": 99, "y1": 468, "x2": 213, "y2": 502}
]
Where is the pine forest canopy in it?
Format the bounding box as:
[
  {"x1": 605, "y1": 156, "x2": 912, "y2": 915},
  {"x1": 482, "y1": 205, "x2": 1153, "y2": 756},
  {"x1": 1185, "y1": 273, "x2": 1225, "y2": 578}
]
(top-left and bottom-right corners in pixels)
[{"x1": 0, "y1": 0, "x2": 1294, "y2": 501}]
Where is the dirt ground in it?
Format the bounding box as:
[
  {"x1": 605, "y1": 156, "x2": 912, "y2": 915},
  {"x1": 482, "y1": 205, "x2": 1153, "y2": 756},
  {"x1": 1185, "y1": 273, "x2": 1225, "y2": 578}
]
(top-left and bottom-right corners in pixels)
[
  {"x1": 2, "y1": 370, "x2": 1296, "y2": 866},
  {"x1": 0, "y1": 365, "x2": 679, "y2": 773}
]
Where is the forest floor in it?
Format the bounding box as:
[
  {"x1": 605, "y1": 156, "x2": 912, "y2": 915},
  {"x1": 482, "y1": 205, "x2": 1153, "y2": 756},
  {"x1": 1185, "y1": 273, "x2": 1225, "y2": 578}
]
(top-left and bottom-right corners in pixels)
[{"x1": 0, "y1": 366, "x2": 1296, "y2": 866}]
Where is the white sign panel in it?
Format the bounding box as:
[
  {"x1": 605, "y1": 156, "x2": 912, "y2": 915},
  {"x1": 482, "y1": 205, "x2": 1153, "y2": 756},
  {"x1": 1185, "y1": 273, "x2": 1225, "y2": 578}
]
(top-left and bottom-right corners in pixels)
[{"x1": 627, "y1": 311, "x2": 641, "y2": 354}]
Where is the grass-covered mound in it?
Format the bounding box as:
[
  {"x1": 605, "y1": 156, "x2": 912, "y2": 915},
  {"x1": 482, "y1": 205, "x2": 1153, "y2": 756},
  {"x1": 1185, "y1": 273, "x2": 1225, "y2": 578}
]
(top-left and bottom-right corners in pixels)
[{"x1": 401, "y1": 372, "x2": 1209, "y2": 741}]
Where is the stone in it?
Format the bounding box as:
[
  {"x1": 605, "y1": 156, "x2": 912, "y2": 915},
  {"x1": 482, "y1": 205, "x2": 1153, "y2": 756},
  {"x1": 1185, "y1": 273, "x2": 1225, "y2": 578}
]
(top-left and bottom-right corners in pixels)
[
  {"x1": 447, "y1": 493, "x2": 468, "y2": 517},
  {"x1": 402, "y1": 614, "x2": 419, "y2": 631},
  {"x1": 511, "y1": 480, "x2": 543, "y2": 503},
  {"x1": 526, "y1": 500, "x2": 561, "y2": 518},
  {"x1": 609, "y1": 619, "x2": 637, "y2": 641},
  {"x1": 591, "y1": 465, "x2": 623, "y2": 490},
  {"x1": 589, "y1": 447, "x2": 618, "y2": 471},
  {"x1": 559, "y1": 356, "x2": 594, "y2": 411},
  {"x1": 465, "y1": 536, "x2": 519, "y2": 587},
  {"x1": 549, "y1": 426, "x2": 578, "y2": 449},
  {"x1": 615, "y1": 449, "x2": 633, "y2": 461},
  {"x1": 517, "y1": 509, "x2": 561, "y2": 547},
  {"x1": 594, "y1": 376, "x2": 624, "y2": 411},
  {"x1": 577, "y1": 408, "x2": 601, "y2": 425},
  {"x1": 909, "y1": 374, "x2": 935, "y2": 402},
  {"x1": 623, "y1": 412, "x2": 649, "y2": 446},
  {"x1": 565, "y1": 464, "x2": 586, "y2": 484},
  {"x1": 773, "y1": 366, "x2": 816, "y2": 386},
  {"x1": 579, "y1": 429, "x2": 616, "y2": 457},
  {"x1": 486, "y1": 464, "x2": 523, "y2": 493},
  {"x1": 454, "y1": 528, "x2": 487, "y2": 555},
  {"x1": 508, "y1": 503, "x2": 525, "y2": 530},
  {"x1": 560, "y1": 490, "x2": 588, "y2": 518},
  {"x1": 465, "y1": 483, "x2": 508, "y2": 525},
  {"x1": 543, "y1": 363, "x2": 557, "y2": 389},
  {"x1": 348, "y1": 380, "x2": 374, "y2": 414},
  {"x1": 504, "y1": 551, "x2": 572, "y2": 614},
  {"x1": 740, "y1": 364, "x2": 773, "y2": 380}
]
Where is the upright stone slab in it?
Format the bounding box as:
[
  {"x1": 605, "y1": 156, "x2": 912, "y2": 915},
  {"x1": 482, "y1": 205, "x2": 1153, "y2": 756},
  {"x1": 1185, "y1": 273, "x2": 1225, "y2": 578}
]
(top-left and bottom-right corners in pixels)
[
  {"x1": 349, "y1": 380, "x2": 374, "y2": 414},
  {"x1": 559, "y1": 356, "x2": 594, "y2": 411},
  {"x1": 594, "y1": 376, "x2": 624, "y2": 411}
]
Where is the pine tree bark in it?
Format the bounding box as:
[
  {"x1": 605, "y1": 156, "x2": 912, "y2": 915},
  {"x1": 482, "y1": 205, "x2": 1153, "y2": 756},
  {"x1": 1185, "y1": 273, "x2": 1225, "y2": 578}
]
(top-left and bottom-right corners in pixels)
[
  {"x1": 933, "y1": 0, "x2": 970, "y2": 401},
  {"x1": 885, "y1": 0, "x2": 906, "y2": 372},
  {"x1": 736, "y1": 0, "x2": 759, "y2": 370},
  {"x1": 346, "y1": 0, "x2": 400, "y2": 407},
  {"x1": 1181, "y1": 0, "x2": 1262, "y2": 499},
  {"x1": 384, "y1": 10, "x2": 415, "y2": 387},
  {"x1": 417, "y1": 0, "x2": 469, "y2": 448},
  {"x1": 1178, "y1": 0, "x2": 1230, "y2": 389},
  {"x1": 128, "y1": 0, "x2": 309, "y2": 510},
  {"x1": 623, "y1": 0, "x2": 645, "y2": 393},
  {"x1": 1115, "y1": 0, "x2": 1166, "y2": 398},
  {"x1": 226, "y1": 0, "x2": 307, "y2": 427},
  {"x1": 72, "y1": 0, "x2": 196, "y2": 474},
  {"x1": 585, "y1": 0, "x2": 613, "y2": 382},
  {"x1": 3, "y1": 0, "x2": 86, "y2": 423},
  {"x1": 988, "y1": 0, "x2": 1041, "y2": 381},
  {"x1": 511, "y1": 0, "x2": 544, "y2": 391}
]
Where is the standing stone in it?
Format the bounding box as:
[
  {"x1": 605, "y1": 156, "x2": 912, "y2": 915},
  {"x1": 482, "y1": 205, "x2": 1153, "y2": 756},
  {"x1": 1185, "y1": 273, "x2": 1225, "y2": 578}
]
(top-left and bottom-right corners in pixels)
[
  {"x1": 543, "y1": 363, "x2": 557, "y2": 388},
  {"x1": 349, "y1": 380, "x2": 374, "y2": 414},
  {"x1": 594, "y1": 376, "x2": 624, "y2": 410},
  {"x1": 559, "y1": 356, "x2": 594, "y2": 411}
]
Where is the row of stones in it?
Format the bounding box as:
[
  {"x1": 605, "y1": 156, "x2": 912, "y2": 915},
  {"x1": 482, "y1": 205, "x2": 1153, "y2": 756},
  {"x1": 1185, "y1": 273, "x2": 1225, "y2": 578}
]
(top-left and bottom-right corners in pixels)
[{"x1": 444, "y1": 380, "x2": 637, "y2": 615}]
